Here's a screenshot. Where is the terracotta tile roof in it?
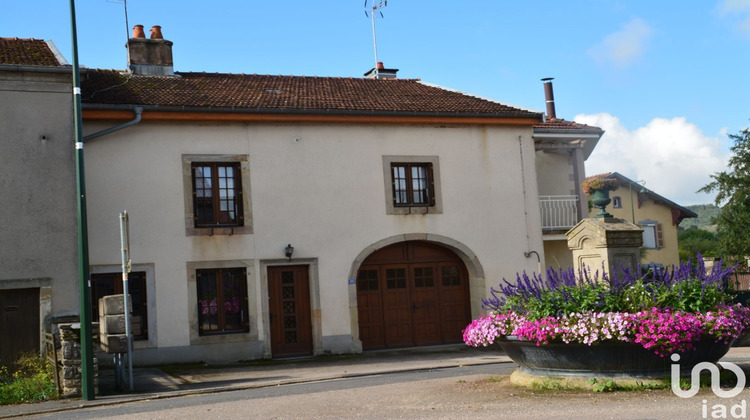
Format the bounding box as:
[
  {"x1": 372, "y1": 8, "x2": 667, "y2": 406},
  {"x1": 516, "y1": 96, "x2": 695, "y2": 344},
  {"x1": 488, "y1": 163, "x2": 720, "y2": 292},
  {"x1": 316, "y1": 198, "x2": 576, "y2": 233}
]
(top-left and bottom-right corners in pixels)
[
  {"x1": 534, "y1": 118, "x2": 602, "y2": 131},
  {"x1": 81, "y1": 70, "x2": 542, "y2": 117},
  {"x1": 0, "y1": 38, "x2": 62, "y2": 66}
]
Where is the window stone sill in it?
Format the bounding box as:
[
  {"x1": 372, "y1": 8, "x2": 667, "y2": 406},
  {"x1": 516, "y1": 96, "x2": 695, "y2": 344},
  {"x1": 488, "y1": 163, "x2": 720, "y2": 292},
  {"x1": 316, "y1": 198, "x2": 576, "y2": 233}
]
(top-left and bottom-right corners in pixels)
[{"x1": 187, "y1": 226, "x2": 253, "y2": 236}]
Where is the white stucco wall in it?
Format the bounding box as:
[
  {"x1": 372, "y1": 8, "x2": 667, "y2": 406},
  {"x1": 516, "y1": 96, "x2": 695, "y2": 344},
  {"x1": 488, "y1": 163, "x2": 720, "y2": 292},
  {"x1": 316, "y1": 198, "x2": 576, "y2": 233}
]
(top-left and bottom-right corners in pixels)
[
  {"x1": 535, "y1": 150, "x2": 575, "y2": 196},
  {"x1": 83, "y1": 119, "x2": 544, "y2": 362},
  {"x1": 0, "y1": 70, "x2": 79, "y2": 319}
]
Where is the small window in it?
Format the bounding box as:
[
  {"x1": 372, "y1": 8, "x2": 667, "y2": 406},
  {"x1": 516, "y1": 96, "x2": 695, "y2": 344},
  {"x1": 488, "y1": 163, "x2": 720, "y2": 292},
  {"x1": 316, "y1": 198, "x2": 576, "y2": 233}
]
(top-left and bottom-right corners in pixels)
[
  {"x1": 612, "y1": 196, "x2": 622, "y2": 208},
  {"x1": 196, "y1": 267, "x2": 249, "y2": 335},
  {"x1": 391, "y1": 163, "x2": 435, "y2": 207},
  {"x1": 639, "y1": 221, "x2": 664, "y2": 249},
  {"x1": 192, "y1": 162, "x2": 243, "y2": 227},
  {"x1": 382, "y1": 156, "x2": 442, "y2": 215}
]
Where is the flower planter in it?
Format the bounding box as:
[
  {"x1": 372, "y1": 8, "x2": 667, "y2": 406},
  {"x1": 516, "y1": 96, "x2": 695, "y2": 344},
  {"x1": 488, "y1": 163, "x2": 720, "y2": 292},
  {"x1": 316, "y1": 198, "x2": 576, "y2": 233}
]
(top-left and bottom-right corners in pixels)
[
  {"x1": 498, "y1": 336, "x2": 732, "y2": 378},
  {"x1": 591, "y1": 189, "x2": 613, "y2": 218}
]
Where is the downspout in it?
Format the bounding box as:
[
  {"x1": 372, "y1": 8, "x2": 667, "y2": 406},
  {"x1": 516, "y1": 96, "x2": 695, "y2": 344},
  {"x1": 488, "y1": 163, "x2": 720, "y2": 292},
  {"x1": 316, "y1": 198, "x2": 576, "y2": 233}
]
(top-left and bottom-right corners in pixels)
[{"x1": 83, "y1": 106, "x2": 143, "y2": 142}]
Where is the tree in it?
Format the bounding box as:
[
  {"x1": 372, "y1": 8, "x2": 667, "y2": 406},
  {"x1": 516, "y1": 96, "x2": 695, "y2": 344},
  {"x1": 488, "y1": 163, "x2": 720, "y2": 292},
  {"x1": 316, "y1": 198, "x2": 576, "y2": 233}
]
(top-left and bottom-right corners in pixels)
[
  {"x1": 699, "y1": 127, "x2": 750, "y2": 268},
  {"x1": 677, "y1": 228, "x2": 719, "y2": 262}
]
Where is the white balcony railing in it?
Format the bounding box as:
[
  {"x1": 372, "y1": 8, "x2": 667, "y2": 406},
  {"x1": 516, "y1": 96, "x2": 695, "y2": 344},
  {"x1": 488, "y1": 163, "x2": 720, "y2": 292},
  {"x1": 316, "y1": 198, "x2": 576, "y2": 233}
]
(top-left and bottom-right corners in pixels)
[{"x1": 539, "y1": 195, "x2": 580, "y2": 230}]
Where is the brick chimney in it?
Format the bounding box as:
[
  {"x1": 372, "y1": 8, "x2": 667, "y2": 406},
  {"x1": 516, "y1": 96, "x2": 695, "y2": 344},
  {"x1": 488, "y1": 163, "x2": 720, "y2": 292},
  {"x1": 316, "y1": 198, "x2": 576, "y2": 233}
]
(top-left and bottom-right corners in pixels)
[
  {"x1": 127, "y1": 25, "x2": 174, "y2": 76},
  {"x1": 364, "y1": 62, "x2": 398, "y2": 79}
]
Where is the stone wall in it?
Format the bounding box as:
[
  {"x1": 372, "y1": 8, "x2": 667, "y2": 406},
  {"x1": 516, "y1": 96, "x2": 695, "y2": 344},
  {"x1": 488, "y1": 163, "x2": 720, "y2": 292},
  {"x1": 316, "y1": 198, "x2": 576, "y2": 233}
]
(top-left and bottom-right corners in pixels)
[{"x1": 58, "y1": 323, "x2": 98, "y2": 398}]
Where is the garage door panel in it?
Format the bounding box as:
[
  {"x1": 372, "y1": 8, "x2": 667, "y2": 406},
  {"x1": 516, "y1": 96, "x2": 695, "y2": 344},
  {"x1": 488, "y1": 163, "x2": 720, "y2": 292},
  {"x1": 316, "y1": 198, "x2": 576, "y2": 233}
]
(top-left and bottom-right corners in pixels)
[{"x1": 356, "y1": 242, "x2": 471, "y2": 350}]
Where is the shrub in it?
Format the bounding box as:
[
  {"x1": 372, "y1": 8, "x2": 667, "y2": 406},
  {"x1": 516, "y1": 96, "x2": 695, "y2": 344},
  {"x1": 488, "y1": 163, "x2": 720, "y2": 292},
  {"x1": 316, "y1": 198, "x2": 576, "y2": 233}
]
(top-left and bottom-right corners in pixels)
[{"x1": 0, "y1": 353, "x2": 58, "y2": 405}]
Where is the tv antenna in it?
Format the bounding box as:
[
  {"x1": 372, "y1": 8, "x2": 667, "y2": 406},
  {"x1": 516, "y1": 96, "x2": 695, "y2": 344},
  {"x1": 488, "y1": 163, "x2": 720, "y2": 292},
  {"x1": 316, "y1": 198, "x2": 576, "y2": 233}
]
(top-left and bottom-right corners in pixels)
[
  {"x1": 364, "y1": 0, "x2": 387, "y2": 69},
  {"x1": 107, "y1": 0, "x2": 131, "y2": 42}
]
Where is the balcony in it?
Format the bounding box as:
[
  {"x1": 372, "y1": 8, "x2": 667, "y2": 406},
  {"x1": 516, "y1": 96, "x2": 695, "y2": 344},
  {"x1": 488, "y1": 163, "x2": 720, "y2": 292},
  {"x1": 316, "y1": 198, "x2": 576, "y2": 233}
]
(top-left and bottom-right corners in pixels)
[{"x1": 539, "y1": 195, "x2": 580, "y2": 231}]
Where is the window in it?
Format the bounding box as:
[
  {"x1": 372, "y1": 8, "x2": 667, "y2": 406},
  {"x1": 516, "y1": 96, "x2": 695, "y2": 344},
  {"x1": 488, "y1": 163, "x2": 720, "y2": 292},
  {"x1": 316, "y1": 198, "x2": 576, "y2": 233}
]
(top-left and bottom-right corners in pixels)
[
  {"x1": 196, "y1": 267, "x2": 249, "y2": 335},
  {"x1": 382, "y1": 156, "x2": 442, "y2": 215},
  {"x1": 183, "y1": 155, "x2": 252, "y2": 235},
  {"x1": 639, "y1": 220, "x2": 664, "y2": 249},
  {"x1": 391, "y1": 163, "x2": 435, "y2": 207},
  {"x1": 91, "y1": 272, "x2": 148, "y2": 340},
  {"x1": 192, "y1": 162, "x2": 243, "y2": 227},
  {"x1": 612, "y1": 196, "x2": 622, "y2": 208}
]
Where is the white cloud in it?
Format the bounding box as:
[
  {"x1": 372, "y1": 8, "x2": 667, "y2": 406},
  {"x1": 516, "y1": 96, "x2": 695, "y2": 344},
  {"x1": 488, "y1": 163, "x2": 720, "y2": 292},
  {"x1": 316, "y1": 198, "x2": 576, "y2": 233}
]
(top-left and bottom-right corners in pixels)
[
  {"x1": 588, "y1": 18, "x2": 653, "y2": 68},
  {"x1": 576, "y1": 113, "x2": 730, "y2": 205},
  {"x1": 719, "y1": 0, "x2": 750, "y2": 37}
]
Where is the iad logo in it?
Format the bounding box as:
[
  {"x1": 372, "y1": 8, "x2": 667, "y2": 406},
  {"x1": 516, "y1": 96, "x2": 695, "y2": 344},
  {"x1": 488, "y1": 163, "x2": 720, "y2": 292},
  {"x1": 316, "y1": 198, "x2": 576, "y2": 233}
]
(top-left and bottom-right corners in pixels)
[{"x1": 671, "y1": 353, "x2": 747, "y2": 419}]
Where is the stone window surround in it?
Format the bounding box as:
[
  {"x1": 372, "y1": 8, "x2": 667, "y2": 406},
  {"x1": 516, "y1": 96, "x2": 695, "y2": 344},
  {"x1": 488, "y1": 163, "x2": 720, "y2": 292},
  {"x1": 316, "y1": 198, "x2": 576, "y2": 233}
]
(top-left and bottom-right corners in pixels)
[
  {"x1": 182, "y1": 154, "x2": 253, "y2": 236},
  {"x1": 382, "y1": 155, "x2": 443, "y2": 215},
  {"x1": 187, "y1": 260, "x2": 258, "y2": 346}
]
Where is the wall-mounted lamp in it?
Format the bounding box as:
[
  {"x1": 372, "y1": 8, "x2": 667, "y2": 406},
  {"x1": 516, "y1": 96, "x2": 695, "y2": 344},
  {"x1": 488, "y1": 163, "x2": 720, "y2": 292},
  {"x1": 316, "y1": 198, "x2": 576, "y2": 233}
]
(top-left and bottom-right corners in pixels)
[{"x1": 285, "y1": 244, "x2": 294, "y2": 260}]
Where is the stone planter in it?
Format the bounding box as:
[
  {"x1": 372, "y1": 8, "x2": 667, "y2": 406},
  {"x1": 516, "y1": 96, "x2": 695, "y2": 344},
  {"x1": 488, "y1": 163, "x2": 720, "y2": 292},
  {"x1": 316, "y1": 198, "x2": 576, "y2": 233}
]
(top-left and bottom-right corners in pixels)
[{"x1": 498, "y1": 336, "x2": 732, "y2": 378}]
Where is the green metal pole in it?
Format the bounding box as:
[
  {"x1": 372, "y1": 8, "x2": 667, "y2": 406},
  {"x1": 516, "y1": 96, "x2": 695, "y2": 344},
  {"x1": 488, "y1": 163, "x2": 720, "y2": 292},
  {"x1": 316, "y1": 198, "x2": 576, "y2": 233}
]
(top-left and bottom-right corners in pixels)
[{"x1": 69, "y1": 0, "x2": 95, "y2": 401}]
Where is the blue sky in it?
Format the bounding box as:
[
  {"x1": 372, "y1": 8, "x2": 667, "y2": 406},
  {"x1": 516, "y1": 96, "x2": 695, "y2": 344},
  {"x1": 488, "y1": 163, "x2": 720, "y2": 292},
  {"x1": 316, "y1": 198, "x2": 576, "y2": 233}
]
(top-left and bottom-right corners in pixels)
[{"x1": 3, "y1": 1, "x2": 748, "y2": 205}]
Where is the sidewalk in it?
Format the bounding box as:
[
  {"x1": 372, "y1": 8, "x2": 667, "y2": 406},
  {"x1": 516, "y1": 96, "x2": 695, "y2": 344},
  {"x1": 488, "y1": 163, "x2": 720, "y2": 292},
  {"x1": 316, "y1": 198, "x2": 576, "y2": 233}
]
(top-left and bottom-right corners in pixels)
[{"x1": 0, "y1": 345, "x2": 510, "y2": 419}]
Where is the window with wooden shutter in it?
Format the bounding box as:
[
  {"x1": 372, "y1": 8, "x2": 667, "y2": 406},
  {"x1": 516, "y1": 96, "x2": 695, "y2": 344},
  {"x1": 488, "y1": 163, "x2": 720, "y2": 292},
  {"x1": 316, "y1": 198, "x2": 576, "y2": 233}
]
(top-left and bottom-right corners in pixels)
[
  {"x1": 655, "y1": 223, "x2": 664, "y2": 248},
  {"x1": 192, "y1": 162, "x2": 244, "y2": 227},
  {"x1": 196, "y1": 267, "x2": 249, "y2": 335},
  {"x1": 390, "y1": 162, "x2": 435, "y2": 207}
]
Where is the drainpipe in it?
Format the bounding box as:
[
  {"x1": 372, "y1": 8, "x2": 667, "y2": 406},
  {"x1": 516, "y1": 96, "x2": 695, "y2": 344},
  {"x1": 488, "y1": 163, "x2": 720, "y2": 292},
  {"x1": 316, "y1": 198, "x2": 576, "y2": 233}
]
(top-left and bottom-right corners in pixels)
[{"x1": 83, "y1": 106, "x2": 143, "y2": 142}]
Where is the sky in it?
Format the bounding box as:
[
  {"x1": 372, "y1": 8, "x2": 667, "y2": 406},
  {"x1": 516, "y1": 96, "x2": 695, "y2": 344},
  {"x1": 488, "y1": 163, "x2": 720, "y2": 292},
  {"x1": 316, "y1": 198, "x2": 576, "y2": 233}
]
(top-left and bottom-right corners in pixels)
[{"x1": 2, "y1": 1, "x2": 747, "y2": 206}]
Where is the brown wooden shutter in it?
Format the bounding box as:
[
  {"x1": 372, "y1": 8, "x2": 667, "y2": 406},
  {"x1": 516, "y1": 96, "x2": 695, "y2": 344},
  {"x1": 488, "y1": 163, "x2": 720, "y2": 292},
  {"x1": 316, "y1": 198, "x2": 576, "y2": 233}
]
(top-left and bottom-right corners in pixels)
[{"x1": 656, "y1": 223, "x2": 665, "y2": 248}]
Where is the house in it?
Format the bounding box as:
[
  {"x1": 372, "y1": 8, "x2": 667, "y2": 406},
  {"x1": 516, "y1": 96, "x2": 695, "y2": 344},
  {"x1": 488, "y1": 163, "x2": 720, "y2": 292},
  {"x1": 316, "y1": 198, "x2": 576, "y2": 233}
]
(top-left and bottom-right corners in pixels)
[
  {"x1": 585, "y1": 172, "x2": 697, "y2": 268},
  {"x1": 0, "y1": 38, "x2": 79, "y2": 366},
  {"x1": 1, "y1": 25, "x2": 602, "y2": 364},
  {"x1": 533, "y1": 81, "x2": 604, "y2": 270}
]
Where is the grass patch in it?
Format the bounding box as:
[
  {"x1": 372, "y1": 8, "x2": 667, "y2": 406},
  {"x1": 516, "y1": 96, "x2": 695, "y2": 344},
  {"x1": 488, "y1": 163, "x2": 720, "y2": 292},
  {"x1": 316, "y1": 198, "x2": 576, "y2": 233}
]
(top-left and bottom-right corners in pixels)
[{"x1": 0, "y1": 353, "x2": 59, "y2": 405}]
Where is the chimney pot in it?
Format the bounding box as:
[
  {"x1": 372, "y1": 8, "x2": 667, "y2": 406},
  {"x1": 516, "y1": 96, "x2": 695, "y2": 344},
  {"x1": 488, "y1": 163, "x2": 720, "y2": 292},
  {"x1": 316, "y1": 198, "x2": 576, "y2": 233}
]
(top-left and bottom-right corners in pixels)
[
  {"x1": 150, "y1": 25, "x2": 163, "y2": 40},
  {"x1": 376, "y1": 62, "x2": 384, "y2": 70},
  {"x1": 132, "y1": 25, "x2": 145, "y2": 39},
  {"x1": 541, "y1": 77, "x2": 556, "y2": 120}
]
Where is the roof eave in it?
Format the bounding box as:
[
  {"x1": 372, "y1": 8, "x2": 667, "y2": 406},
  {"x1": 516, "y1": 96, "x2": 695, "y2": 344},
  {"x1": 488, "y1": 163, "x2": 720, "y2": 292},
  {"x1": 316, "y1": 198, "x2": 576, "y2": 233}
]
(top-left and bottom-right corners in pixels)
[{"x1": 81, "y1": 104, "x2": 543, "y2": 125}]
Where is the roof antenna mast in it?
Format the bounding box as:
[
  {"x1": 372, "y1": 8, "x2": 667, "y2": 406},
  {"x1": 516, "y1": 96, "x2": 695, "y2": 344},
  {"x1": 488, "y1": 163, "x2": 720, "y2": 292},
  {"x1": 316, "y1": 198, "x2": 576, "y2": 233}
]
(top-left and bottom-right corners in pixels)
[
  {"x1": 364, "y1": 0, "x2": 387, "y2": 69},
  {"x1": 107, "y1": 0, "x2": 131, "y2": 42}
]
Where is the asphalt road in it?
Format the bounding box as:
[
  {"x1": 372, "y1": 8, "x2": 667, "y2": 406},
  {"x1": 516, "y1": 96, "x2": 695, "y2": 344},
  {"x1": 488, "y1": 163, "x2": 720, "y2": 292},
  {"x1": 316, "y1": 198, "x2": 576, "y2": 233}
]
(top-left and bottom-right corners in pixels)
[{"x1": 21, "y1": 363, "x2": 750, "y2": 419}]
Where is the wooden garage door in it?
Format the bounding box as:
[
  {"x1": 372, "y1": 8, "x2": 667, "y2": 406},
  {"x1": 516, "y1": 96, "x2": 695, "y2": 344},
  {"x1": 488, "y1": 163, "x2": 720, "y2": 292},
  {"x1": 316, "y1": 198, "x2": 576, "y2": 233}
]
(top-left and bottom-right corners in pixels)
[
  {"x1": 0, "y1": 288, "x2": 40, "y2": 368},
  {"x1": 356, "y1": 241, "x2": 471, "y2": 350}
]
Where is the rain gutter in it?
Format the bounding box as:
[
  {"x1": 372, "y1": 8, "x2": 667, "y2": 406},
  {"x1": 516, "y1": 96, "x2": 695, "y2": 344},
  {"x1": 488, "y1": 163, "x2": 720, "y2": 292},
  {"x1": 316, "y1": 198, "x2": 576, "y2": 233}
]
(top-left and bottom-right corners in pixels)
[{"x1": 82, "y1": 106, "x2": 142, "y2": 142}]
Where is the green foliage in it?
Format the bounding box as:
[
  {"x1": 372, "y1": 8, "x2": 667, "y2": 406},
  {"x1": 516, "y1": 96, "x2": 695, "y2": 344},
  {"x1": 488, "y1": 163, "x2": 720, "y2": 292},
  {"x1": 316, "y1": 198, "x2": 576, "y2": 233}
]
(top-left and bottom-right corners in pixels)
[
  {"x1": 589, "y1": 378, "x2": 617, "y2": 392},
  {"x1": 503, "y1": 282, "x2": 612, "y2": 319},
  {"x1": 699, "y1": 126, "x2": 750, "y2": 268},
  {"x1": 0, "y1": 353, "x2": 58, "y2": 405},
  {"x1": 678, "y1": 228, "x2": 719, "y2": 261},
  {"x1": 501, "y1": 276, "x2": 732, "y2": 320},
  {"x1": 588, "y1": 378, "x2": 668, "y2": 392}
]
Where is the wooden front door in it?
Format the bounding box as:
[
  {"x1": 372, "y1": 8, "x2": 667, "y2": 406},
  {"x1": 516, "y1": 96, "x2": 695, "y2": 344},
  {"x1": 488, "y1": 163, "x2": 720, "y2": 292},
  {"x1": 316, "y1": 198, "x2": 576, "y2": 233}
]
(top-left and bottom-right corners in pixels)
[
  {"x1": 356, "y1": 241, "x2": 471, "y2": 350},
  {"x1": 0, "y1": 288, "x2": 40, "y2": 368},
  {"x1": 268, "y1": 265, "x2": 313, "y2": 358}
]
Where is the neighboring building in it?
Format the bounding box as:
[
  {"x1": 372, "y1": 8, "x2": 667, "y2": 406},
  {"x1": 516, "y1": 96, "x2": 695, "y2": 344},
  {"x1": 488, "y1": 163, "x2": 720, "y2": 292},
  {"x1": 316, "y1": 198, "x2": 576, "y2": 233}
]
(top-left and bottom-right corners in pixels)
[
  {"x1": 0, "y1": 38, "x2": 79, "y2": 366},
  {"x1": 585, "y1": 172, "x2": 697, "y2": 268}
]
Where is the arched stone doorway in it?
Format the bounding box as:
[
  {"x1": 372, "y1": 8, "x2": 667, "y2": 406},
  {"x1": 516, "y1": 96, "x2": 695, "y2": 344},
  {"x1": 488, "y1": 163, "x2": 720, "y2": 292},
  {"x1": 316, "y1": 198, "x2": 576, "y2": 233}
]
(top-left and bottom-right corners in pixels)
[{"x1": 355, "y1": 240, "x2": 472, "y2": 350}]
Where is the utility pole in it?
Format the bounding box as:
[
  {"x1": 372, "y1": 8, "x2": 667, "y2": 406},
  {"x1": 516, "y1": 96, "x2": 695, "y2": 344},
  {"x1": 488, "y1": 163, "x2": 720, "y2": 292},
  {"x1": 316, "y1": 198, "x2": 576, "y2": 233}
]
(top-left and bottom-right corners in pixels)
[{"x1": 69, "y1": 0, "x2": 95, "y2": 401}]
